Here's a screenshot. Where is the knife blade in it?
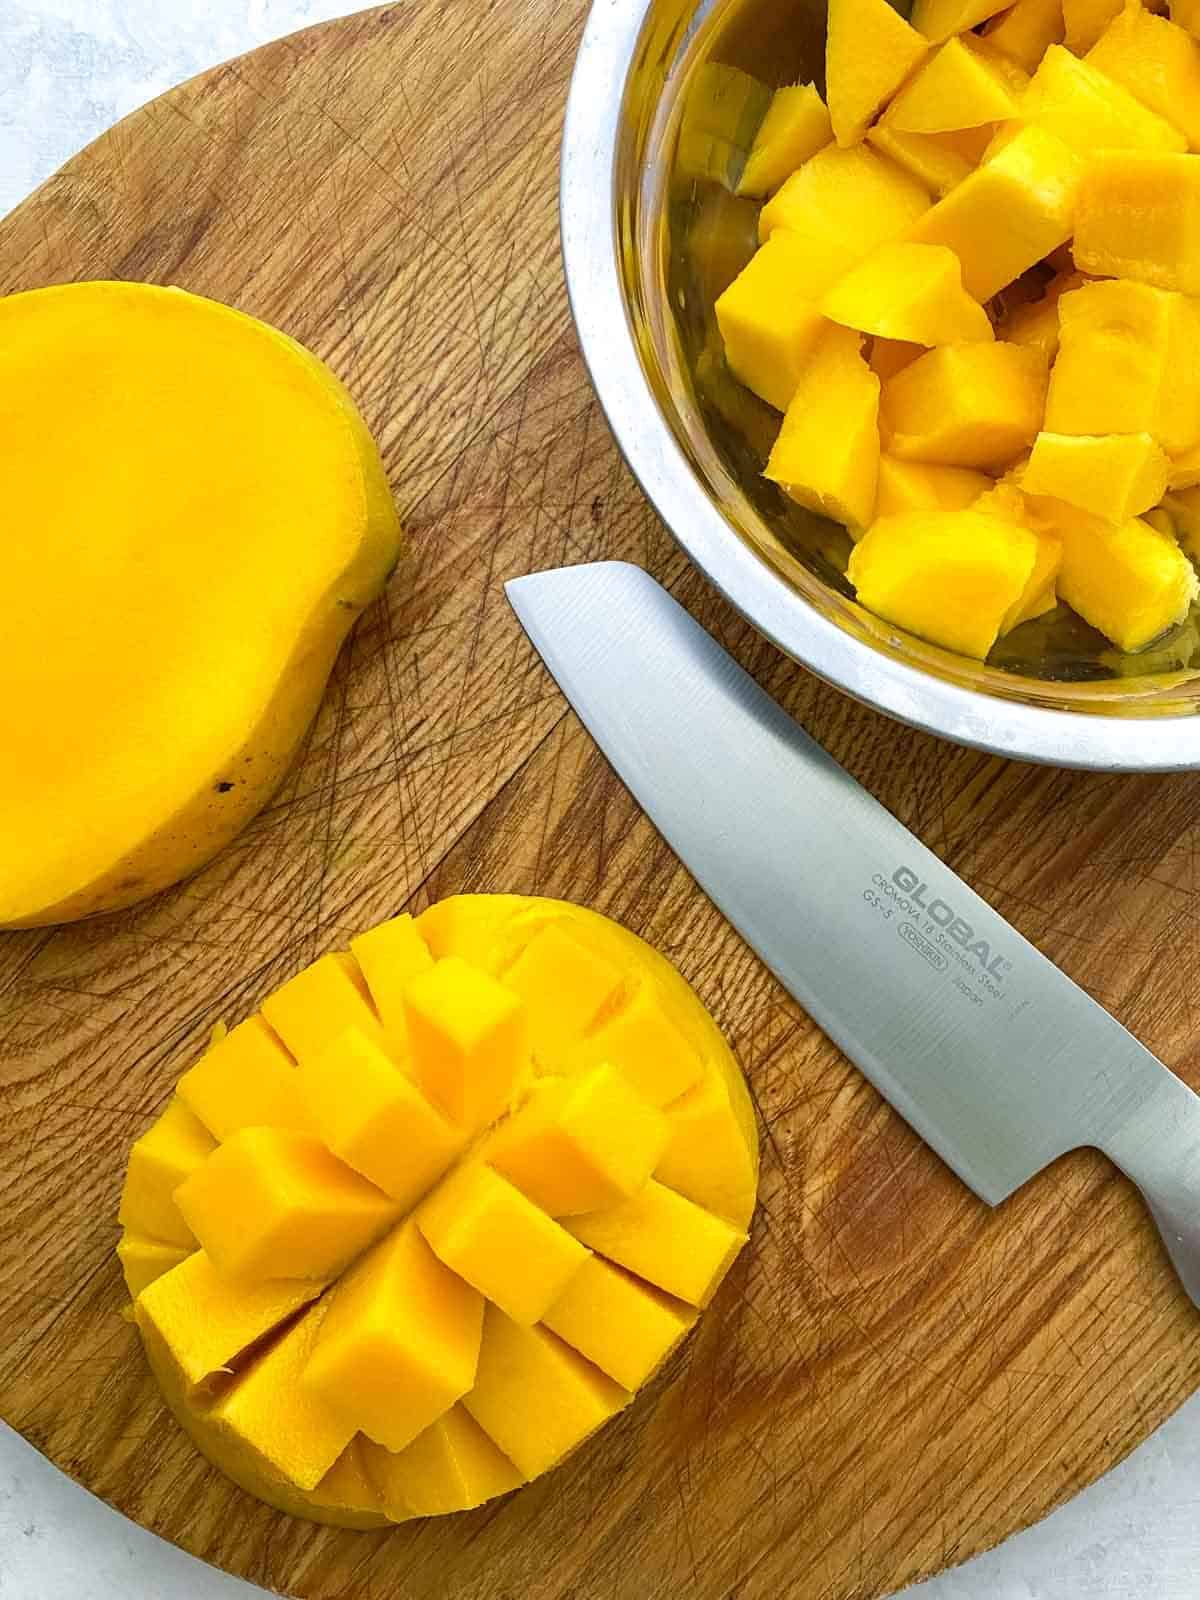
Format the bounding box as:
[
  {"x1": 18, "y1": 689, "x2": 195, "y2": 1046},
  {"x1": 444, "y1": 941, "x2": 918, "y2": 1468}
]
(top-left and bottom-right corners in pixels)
[{"x1": 506, "y1": 561, "x2": 1200, "y2": 1307}]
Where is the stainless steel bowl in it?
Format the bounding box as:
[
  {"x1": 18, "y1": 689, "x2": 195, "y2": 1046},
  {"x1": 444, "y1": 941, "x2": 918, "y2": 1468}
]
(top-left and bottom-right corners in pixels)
[{"x1": 560, "y1": 0, "x2": 1200, "y2": 768}]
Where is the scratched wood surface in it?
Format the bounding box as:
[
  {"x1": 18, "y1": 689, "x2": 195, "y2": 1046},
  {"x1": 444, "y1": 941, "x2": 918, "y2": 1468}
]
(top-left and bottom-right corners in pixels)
[{"x1": 2, "y1": 4, "x2": 1200, "y2": 1597}]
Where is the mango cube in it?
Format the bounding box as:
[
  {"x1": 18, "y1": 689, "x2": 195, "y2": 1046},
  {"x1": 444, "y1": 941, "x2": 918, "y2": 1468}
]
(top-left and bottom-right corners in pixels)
[
  {"x1": 262, "y1": 951, "x2": 388, "y2": 1063},
  {"x1": 302, "y1": 1221, "x2": 483, "y2": 1452},
  {"x1": 869, "y1": 337, "x2": 925, "y2": 382},
  {"x1": 715, "y1": 238, "x2": 840, "y2": 414},
  {"x1": 350, "y1": 912, "x2": 435, "y2": 1052},
  {"x1": 417, "y1": 1161, "x2": 590, "y2": 1325},
  {"x1": 759, "y1": 144, "x2": 931, "y2": 252},
  {"x1": 543, "y1": 1257, "x2": 698, "y2": 1391},
  {"x1": 765, "y1": 325, "x2": 881, "y2": 529},
  {"x1": 1170, "y1": 443, "x2": 1200, "y2": 489},
  {"x1": 295, "y1": 1027, "x2": 466, "y2": 1207},
  {"x1": 315, "y1": 1441, "x2": 383, "y2": 1522},
  {"x1": 1064, "y1": 0, "x2": 1123, "y2": 48},
  {"x1": 118, "y1": 1097, "x2": 215, "y2": 1248},
  {"x1": 822, "y1": 242, "x2": 993, "y2": 347},
  {"x1": 1045, "y1": 280, "x2": 1200, "y2": 454},
  {"x1": 982, "y1": 0, "x2": 1066, "y2": 70},
  {"x1": 566, "y1": 975, "x2": 705, "y2": 1107},
  {"x1": 912, "y1": 0, "x2": 1012, "y2": 42},
  {"x1": 567, "y1": 1179, "x2": 747, "y2": 1308},
  {"x1": 1022, "y1": 432, "x2": 1170, "y2": 520},
  {"x1": 485, "y1": 1064, "x2": 669, "y2": 1216},
  {"x1": 177, "y1": 1016, "x2": 308, "y2": 1142},
  {"x1": 654, "y1": 1071, "x2": 761, "y2": 1228},
  {"x1": 737, "y1": 83, "x2": 832, "y2": 198},
  {"x1": 997, "y1": 269, "x2": 1085, "y2": 363},
  {"x1": 362, "y1": 1405, "x2": 522, "y2": 1519},
  {"x1": 403, "y1": 956, "x2": 527, "y2": 1131},
  {"x1": 501, "y1": 922, "x2": 625, "y2": 1067},
  {"x1": 208, "y1": 1299, "x2": 356, "y2": 1492},
  {"x1": 885, "y1": 38, "x2": 1022, "y2": 134},
  {"x1": 135, "y1": 1250, "x2": 324, "y2": 1389},
  {"x1": 865, "y1": 125, "x2": 978, "y2": 196},
  {"x1": 848, "y1": 510, "x2": 1040, "y2": 657},
  {"x1": 826, "y1": 0, "x2": 929, "y2": 147},
  {"x1": 1052, "y1": 506, "x2": 1199, "y2": 649},
  {"x1": 875, "y1": 457, "x2": 992, "y2": 519},
  {"x1": 1022, "y1": 46, "x2": 1185, "y2": 158},
  {"x1": 464, "y1": 1307, "x2": 631, "y2": 1478},
  {"x1": 117, "y1": 1233, "x2": 191, "y2": 1302},
  {"x1": 1001, "y1": 527, "x2": 1063, "y2": 630},
  {"x1": 175, "y1": 1127, "x2": 399, "y2": 1283},
  {"x1": 881, "y1": 342, "x2": 1047, "y2": 469},
  {"x1": 908, "y1": 125, "x2": 1083, "y2": 301},
  {"x1": 1086, "y1": 4, "x2": 1200, "y2": 150},
  {"x1": 1074, "y1": 153, "x2": 1200, "y2": 295},
  {"x1": 415, "y1": 894, "x2": 527, "y2": 964}
]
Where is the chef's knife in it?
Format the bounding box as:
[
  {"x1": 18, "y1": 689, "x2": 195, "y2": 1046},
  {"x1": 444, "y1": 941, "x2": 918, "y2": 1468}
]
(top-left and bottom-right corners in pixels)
[{"x1": 506, "y1": 561, "x2": 1200, "y2": 1306}]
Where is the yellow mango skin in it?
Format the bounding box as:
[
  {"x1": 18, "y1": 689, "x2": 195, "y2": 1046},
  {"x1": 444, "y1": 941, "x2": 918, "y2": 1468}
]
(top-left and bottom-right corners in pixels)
[
  {"x1": 822, "y1": 241, "x2": 993, "y2": 346},
  {"x1": 1022, "y1": 431, "x2": 1171, "y2": 520},
  {"x1": 759, "y1": 144, "x2": 931, "y2": 251},
  {"x1": 908, "y1": 125, "x2": 1083, "y2": 301},
  {"x1": 765, "y1": 326, "x2": 882, "y2": 529},
  {"x1": 983, "y1": 0, "x2": 1066, "y2": 70},
  {"x1": 1051, "y1": 505, "x2": 1199, "y2": 649},
  {"x1": 1022, "y1": 44, "x2": 1186, "y2": 157},
  {"x1": 1074, "y1": 153, "x2": 1200, "y2": 294},
  {"x1": 827, "y1": 0, "x2": 930, "y2": 146},
  {"x1": 849, "y1": 510, "x2": 1040, "y2": 657},
  {"x1": 737, "y1": 84, "x2": 832, "y2": 198},
  {"x1": 881, "y1": 341, "x2": 1048, "y2": 469},
  {"x1": 0, "y1": 282, "x2": 402, "y2": 930},
  {"x1": 1045, "y1": 280, "x2": 1200, "y2": 454},
  {"x1": 884, "y1": 38, "x2": 1023, "y2": 133},
  {"x1": 913, "y1": 0, "x2": 1013, "y2": 42},
  {"x1": 1087, "y1": 3, "x2": 1200, "y2": 149}
]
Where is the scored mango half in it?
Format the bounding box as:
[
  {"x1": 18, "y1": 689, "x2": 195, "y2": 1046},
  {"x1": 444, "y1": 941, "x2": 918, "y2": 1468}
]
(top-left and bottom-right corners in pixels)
[{"x1": 119, "y1": 896, "x2": 758, "y2": 1526}]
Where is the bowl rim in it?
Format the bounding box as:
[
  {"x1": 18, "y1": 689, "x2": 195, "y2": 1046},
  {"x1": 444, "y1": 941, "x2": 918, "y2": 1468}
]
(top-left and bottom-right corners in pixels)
[{"x1": 559, "y1": 0, "x2": 1200, "y2": 772}]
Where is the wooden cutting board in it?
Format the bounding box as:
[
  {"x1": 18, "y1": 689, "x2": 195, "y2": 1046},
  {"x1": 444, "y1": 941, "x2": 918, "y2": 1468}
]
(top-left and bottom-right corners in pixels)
[{"x1": 2, "y1": 3, "x2": 1200, "y2": 1596}]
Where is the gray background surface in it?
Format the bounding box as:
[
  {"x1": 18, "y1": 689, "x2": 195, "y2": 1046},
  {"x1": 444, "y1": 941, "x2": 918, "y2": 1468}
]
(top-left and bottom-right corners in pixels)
[{"x1": 2, "y1": 2, "x2": 1198, "y2": 1595}]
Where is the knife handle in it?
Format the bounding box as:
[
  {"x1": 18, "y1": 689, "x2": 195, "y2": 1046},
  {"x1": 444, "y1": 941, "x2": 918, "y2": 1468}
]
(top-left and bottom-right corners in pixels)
[{"x1": 1101, "y1": 1070, "x2": 1200, "y2": 1309}]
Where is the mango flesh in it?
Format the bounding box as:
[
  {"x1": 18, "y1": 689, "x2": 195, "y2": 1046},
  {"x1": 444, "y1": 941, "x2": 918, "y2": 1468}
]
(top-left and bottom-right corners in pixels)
[
  {"x1": 826, "y1": 0, "x2": 929, "y2": 146},
  {"x1": 1086, "y1": 3, "x2": 1200, "y2": 150},
  {"x1": 1022, "y1": 431, "x2": 1171, "y2": 519},
  {"x1": 737, "y1": 83, "x2": 832, "y2": 198},
  {"x1": 907, "y1": 124, "x2": 1083, "y2": 301},
  {"x1": 1045, "y1": 280, "x2": 1200, "y2": 454},
  {"x1": 983, "y1": 0, "x2": 1066, "y2": 70},
  {"x1": 708, "y1": 0, "x2": 1200, "y2": 663},
  {"x1": 125, "y1": 896, "x2": 758, "y2": 1524},
  {"x1": 765, "y1": 325, "x2": 881, "y2": 529},
  {"x1": 0, "y1": 282, "x2": 402, "y2": 929},
  {"x1": 884, "y1": 38, "x2": 1023, "y2": 134},
  {"x1": 848, "y1": 511, "x2": 1041, "y2": 656},
  {"x1": 1023, "y1": 44, "x2": 1186, "y2": 157},
  {"x1": 758, "y1": 144, "x2": 931, "y2": 251},
  {"x1": 1074, "y1": 152, "x2": 1200, "y2": 294},
  {"x1": 821, "y1": 241, "x2": 993, "y2": 346},
  {"x1": 118, "y1": 1098, "x2": 215, "y2": 1249},
  {"x1": 880, "y1": 341, "x2": 1048, "y2": 468}
]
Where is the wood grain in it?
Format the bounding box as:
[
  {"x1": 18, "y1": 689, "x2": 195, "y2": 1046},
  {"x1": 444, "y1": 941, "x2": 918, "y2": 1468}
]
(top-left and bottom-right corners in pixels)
[{"x1": 2, "y1": 4, "x2": 1199, "y2": 1597}]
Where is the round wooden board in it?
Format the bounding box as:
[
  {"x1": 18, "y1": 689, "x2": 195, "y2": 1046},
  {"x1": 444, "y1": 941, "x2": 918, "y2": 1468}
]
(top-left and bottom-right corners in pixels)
[{"x1": 2, "y1": 4, "x2": 1200, "y2": 1596}]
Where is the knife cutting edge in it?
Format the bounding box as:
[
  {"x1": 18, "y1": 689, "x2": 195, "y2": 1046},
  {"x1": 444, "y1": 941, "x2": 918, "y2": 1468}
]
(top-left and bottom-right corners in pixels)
[{"x1": 506, "y1": 560, "x2": 1200, "y2": 1308}]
